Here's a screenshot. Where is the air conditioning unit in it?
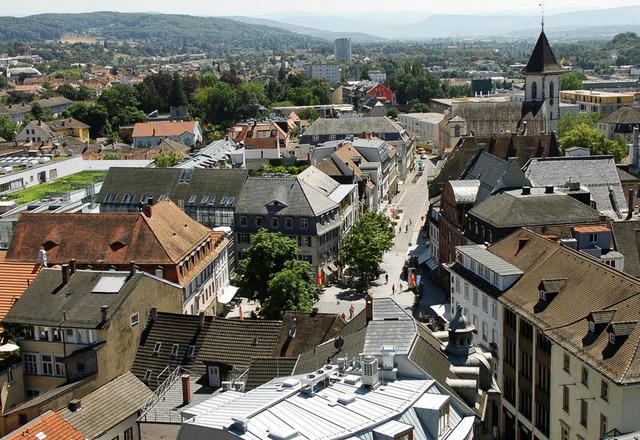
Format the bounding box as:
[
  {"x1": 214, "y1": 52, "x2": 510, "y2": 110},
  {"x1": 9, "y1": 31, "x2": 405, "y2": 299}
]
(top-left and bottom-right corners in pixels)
[
  {"x1": 221, "y1": 381, "x2": 233, "y2": 391},
  {"x1": 233, "y1": 382, "x2": 245, "y2": 392}
]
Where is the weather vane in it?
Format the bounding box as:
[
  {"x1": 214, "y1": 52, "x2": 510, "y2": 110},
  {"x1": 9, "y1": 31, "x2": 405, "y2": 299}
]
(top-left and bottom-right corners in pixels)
[{"x1": 539, "y1": 1, "x2": 546, "y2": 29}]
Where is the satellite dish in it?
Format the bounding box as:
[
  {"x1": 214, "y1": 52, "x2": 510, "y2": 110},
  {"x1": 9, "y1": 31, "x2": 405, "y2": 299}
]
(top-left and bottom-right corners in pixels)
[{"x1": 334, "y1": 336, "x2": 344, "y2": 350}]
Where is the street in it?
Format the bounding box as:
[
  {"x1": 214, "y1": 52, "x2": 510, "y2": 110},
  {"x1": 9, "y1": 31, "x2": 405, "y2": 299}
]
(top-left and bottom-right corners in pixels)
[{"x1": 313, "y1": 160, "x2": 448, "y2": 322}]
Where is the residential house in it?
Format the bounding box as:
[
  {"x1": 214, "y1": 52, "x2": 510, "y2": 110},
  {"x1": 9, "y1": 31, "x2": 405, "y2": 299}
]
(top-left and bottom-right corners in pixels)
[
  {"x1": 1, "y1": 267, "x2": 182, "y2": 431},
  {"x1": 465, "y1": 186, "x2": 602, "y2": 245},
  {"x1": 175, "y1": 137, "x2": 243, "y2": 169},
  {"x1": 2, "y1": 410, "x2": 86, "y2": 440},
  {"x1": 176, "y1": 297, "x2": 477, "y2": 440},
  {"x1": 225, "y1": 121, "x2": 288, "y2": 168},
  {"x1": 132, "y1": 121, "x2": 202, "y2": 147},
  {"x1": 298, "y1": 116, "x2": 413, "y2": 180},
  {"x1": 96, "y1": 168, "x2": 248, "y2": 229},
  {"x1": 438, "y1": 179, "x2": 480, "y2": 266},
  {"x1": 491, "y1": 229, "x2": 640, "y2": 440},
  {"x1": 16, "y1": 119, "x2": 90, "y2": 144},
  {"x1": 445, "y1": 245, "x2": 524, "y2": 382},
  {"x1": 5, "y1": 199, "x2": 231, "y2": 315},
  {"x1": 0, "y1": 98, "x2": 73, "y2": 125},
  {"x1": 234, "y1": 175, "x2": 341, "y2": 282},
  {"x1": 597, "y1": 106, "x2": 640, "y2": 142},
  {"x1": 57, "y1": 372, "x2": 151, "y2": 440}
]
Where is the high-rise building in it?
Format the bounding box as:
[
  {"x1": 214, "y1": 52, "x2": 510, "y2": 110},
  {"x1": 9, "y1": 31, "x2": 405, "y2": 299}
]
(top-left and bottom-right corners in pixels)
[{"x1": 334, "y1": 38, "x2": 352, "y2": 62}]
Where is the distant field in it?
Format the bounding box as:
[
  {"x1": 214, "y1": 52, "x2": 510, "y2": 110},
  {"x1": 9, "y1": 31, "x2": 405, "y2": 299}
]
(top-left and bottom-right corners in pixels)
[{"x1": 60, "y1": 33, "x2": 101, "y2": 44}]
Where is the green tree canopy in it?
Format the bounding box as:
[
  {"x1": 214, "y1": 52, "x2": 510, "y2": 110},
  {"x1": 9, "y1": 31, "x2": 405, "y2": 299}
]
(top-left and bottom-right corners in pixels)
[
  {"x1": 557, "y1": 112, "x2": 601, "y2": 139},
  {"x1": 560, "y1": 72, "x2": 586, "y2": 90},
  {"x1": 62, "y1": 103, "x2": 108, "y2": 139},
  {"x1": 235, "y1": 229, "x2": 298, "y2": 303},
  {"x1": 154, "y1": 151, "x2": 182, "y2": 167},
  {"x1": 262, "y1": 260, "x2": 321, "y2": 319},
  {"x1": 561, "y1": 123, "x2": 627, "y2": 162},
  {"x1": 0, "y1": 116, "x2": 18, "y2": 141},
  {"x1": 341, "y1": 211, "x2": 394, "y2": 285},
  {"x1": 168, "y1": 72, "x2": 188, "y2": 108}
]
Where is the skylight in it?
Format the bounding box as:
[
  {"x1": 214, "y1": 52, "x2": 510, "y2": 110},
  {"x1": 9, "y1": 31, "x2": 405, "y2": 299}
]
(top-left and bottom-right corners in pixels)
[{"x1": 92, "y1": 274, "x2": 128, "y2": 293}]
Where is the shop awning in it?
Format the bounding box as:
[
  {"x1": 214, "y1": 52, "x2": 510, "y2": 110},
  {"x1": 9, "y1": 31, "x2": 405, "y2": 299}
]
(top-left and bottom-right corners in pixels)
[{"x1": 217, "y1": 285, "x2": 239, "y2": 305}]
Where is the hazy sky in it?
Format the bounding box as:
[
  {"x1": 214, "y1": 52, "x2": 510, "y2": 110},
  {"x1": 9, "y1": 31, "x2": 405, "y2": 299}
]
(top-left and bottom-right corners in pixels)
[{"x1": 4, "y1": 0, "x2": 640, "y2": 17}]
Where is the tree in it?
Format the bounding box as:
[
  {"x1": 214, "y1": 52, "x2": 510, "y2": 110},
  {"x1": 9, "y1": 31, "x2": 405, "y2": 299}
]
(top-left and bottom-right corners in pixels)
[
  {"x1": 0, "y1": 116, "x2": 18, "y2": 141},
  {"x1": 56, "y1": 83, "x2": 77, "y2": 100},
  {"x1": 235, "y1": 229, "x2": 298, "y2": 303},
  {"x1": 557, "y1": 112, "x2": 601, "y2": 139},
  {"x1": 97, "y1": 83, "x2": 139, "y2": 121},
  {"x1": 387, "y1": 107, "x2": 399, "y2": 119},
  {"x1": 29, "y1": 101, "x2": 53, "y2": 122},
  {"x1": 341, "y1": 212, "x2": 394, "y2": 285},
  {"x1": 297, "y1": 108, "x2": 319, "y2": 122},
  {"x1": 560, "y1": 72, "x2": 586, "y2": 90},
  {"x1": 261, "y1": 260, "x2": 321, "y2": 319},
  {"x1": 561, "y1": 123, "x2": 627, "y2": 162},
  {"x1": 410, "y1": 102, "x2": 431, "y2": 113},
  {"x1": 62, "y1": 103, "x2": 108, "y2": 139},
  {"x1": 154, "y1": 151, "x2": 182, "y2": 167},
  {"x1": 168, "y1": 72, "x2": 188, "y2": 108}
]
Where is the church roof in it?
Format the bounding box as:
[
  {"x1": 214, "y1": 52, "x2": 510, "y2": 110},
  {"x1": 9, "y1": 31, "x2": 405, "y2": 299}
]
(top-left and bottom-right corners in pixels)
[{"x1": 522, "y1": 30, "x2": 563, "y2": 75}]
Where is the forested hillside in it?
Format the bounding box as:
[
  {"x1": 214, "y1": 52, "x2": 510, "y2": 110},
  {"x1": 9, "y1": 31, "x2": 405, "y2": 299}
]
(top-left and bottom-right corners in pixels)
[{"x1": 0, "y1": 12, "x2": 324, "y2": 51}]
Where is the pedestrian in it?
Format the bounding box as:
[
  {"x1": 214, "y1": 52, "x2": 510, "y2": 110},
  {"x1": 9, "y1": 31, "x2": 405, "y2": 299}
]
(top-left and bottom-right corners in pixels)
[
  {"x1": 385, "y1": 274, "x2": 389, "y2": 284},
  {"x1": 349, "y1": 304, "x2": 355, "y2": 319},
  {"x1": 409, "y1": 219, "x2": 412, "y2": 225},
  {"x1": 405, "y1": 224, "x2": 409, "y2": 233},
  {"x1": 392, "y1": 284, "x2": 395, "y2": 295}
]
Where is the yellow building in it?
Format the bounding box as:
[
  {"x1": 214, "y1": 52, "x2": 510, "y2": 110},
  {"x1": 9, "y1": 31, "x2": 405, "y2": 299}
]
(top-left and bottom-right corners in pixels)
[
  {"x1": 46, "y1": 118, "x2": 90, "y2": 142},
  {"x1": 559, "y1": 90, "x2": 635, "y2": 114}
]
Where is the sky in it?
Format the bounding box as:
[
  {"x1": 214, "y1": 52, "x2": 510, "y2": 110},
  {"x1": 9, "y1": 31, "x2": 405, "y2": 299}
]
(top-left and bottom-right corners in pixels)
[{"x1": 4, "y1": 0, "x2": 640, "y2": 17}]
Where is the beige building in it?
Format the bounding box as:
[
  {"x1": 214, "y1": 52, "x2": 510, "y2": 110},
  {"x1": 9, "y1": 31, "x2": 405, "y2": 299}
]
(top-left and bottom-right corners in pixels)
[{"x1": 560, "y1": 90, "x2": 635, "y2": 114}]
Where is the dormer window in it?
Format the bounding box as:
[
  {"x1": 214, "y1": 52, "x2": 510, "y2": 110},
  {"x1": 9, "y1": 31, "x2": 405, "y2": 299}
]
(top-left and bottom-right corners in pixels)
[
  {"x1": 588, "y1": 320, "x2": 595, "y2": 333},
  {"x1": 540, "y1": 290, "x2": 547, "y2": 302},
  {"x1": 609, "y1": 332, "x2": 616, "y2": 345}
]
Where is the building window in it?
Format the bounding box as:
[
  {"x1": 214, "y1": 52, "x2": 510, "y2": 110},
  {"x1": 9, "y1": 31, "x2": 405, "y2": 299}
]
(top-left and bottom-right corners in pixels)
[
  {"x1": 271, "y1": 217, "x2": 279, "y2": 228},
  {"x1": 7, "y1": 368, "x2": 13, "y2": 384},
  {"x1": 255, "y1": 216, "x2": 263, "y2": 227},
  {"x1": 463, "y1": 283, "x2": 469, "y2": 299},
  {"x1": 455, "y1": 277, "x2": 460, "y2": 293},
  {"x1": 562, "y1": 385, "x2": 570, "y2": 412},
  {"x1": 531, "y1": 81, "x2": 538, "y2": 99},
  {"x1": 285, "y1": 217, "x2": 293, "y2": 229},
  {"x1": 300, "y1": 218, "x2": 308, "y2": 229},
  {"x1": 482, "y1": 321, "x2": 488, "y2": 341},
  {"x1": 239, "y1": 216, "x2": 247, "y2": 227},
  {"x1": 600, "y1": 414, "x2": 608, "y2": 437},
  {"x1": 55, "y1": 356, "x2": 65, "y2": 377},
  {"x1": 170, "y1": 344, "x2": 179, "y2": 358},
  {"x1": 609, "y1": 332, "x2": 616, "y2": 345},
  {"x1": 41, "y1": 354, "x2": 54, "y2": 376},
  {"x1": 601, "y1": 380, "x2": 608, "y2": 401},
  {"x1": 563, "y1": 353, "x2": 570, "y2": 372},
  {"x1": 152, "y1": 342, "x2": 162, "y2": 355},
  {"x1": 482, "y1": 294, "x2": 488, "y2": 312},
  {"x1": 581, "y1": 366, "x2": 589, "y2": 387},
  {"x1": 492, "y1": 300, "x2": 498, "y2": 319},
  {"x1": 312, "y1": 135, "x2": 319, "y2": 142},
  {"x1": 472, "y1": 289, "x2": 478, "y2": 305},
  {"x1": 580, "y1": 399, "x2": 588, "y2": 427},
  {"x1": 124, "y1": 428, "x2": 134, "y2": 440},
  {"x1": 131, "y1": 314, "x2": 139, "y2": 326},
  {"x1": 590, "y1": 233, "x2": 598, "y2": 244}
]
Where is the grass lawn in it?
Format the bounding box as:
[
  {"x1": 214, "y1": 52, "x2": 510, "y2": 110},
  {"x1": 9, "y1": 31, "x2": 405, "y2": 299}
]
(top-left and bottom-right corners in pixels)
[{"x1": 3, "y1": 171, "x2": 108, "y2": 205}]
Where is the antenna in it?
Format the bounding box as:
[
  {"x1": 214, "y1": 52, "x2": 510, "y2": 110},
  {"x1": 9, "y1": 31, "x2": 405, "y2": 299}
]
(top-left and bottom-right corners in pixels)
[{"x1": 539, "y1": 1, "x2": 546, "y2": 29}]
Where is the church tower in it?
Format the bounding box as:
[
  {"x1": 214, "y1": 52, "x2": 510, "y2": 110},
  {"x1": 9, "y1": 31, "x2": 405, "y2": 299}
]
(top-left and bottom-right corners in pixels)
[{"x1": 522, "y1": 28, "x2": 563, "y2": 133}]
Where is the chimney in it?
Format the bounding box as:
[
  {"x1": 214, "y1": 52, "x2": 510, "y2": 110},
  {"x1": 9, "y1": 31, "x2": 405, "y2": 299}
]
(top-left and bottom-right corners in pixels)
[
  {"x1": 101, "y1": 305, "x2": 109, "y2": 322},
  {"x1": 198, "y1": 311, "x2": 205, "y2": 329},
  {"x1": 69, "y1": 259, "x2": 76, "y2": 275},
  {"x1": 627, "y1": 188, "x2": 634, "y2": 220},
  {"x1": 288, "y1": 317, "x2": 297, "y2": 337},
  {"x1": 365, "y1": 294, "x2": 373, "y2": 323},
  {"x1": 149, "y1": 307, "x2": 158, "y2": 321},
  {"x1": 152, "y1": 128, "x2": 156, "y2": 137},
  {"x1": 129, "y1": 261, "x2": 136, "y2": 277},
  {"x1": 143, "y1": 202, "x2": 152, "y2": 217},
  {"x1": 147, "y1": 195, "x2": 154, "y2": 206},
  {"x1": 68, "y1": 399, "x2": 81, "y2": 412},
  {"x1": 544, "y1": 185, "x2": 554, "y2": 194},
  {"x1": 61, "y1": 264, "x2": 70, "y2": 285},
  {"x1": 521, "y1": 186, "x2": 531, "y2": 195},
  {"x1": 181, "y1": 374, "x2": 191, "y2": 405}
]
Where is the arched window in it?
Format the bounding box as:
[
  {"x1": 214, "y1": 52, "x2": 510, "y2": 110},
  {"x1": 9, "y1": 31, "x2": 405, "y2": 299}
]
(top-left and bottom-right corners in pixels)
[
  {"x1": 549, "y1": 81, "x2": 555, "y2": 99},
  {"x1": 531, "y1": 81, "x2": 538, "y2": 100}
]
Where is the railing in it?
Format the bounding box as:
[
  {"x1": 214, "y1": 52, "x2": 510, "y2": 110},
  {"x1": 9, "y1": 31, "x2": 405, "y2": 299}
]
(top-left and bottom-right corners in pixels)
[{"x1": 138, "y1": 365, "x2": 202, "y2": 422}]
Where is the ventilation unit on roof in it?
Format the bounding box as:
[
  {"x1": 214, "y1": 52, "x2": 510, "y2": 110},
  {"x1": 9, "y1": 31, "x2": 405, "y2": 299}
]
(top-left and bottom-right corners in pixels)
[{"x1": 362, "y1": 356, "x2": 379, "y2": 387}]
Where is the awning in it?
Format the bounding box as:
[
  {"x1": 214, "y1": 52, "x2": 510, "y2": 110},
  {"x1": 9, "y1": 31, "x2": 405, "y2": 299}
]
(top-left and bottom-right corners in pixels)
[
  {"x1": 328, "y1": 263, "x2": 338, "y2": 272},
  {"x1": 217, "y1": 285, "x2": 239, "y2": 305},
  {"x1": 422, "y1": 256, "x2": 439, "y2": 270}
]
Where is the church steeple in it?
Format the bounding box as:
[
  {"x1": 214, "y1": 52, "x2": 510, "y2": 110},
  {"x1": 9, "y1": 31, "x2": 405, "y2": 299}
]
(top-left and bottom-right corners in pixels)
[{"x1": 522, "y1": 31, "x2": 563, "y2": 75}]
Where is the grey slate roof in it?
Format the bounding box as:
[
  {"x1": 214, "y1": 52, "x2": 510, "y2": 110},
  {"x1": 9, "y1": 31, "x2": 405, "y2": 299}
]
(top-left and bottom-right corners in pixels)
[
  {"x1": 522, "y1": 156, "x2": 627, "y2": 220},
  {"x1": 469, "y1": 188, "x2": 601, "y2": 228},
  {"x1": 599, "y1": 106, "x2": 640, "y2": 125},
  {"x1": 3, "y1": 269, "x2": 151, "y2": 329},
  {"x1": 235, "y1": 176, "x2": 337, "y2": 218},
  {"x1": 363, "y1": 298, "x2": 416, "y2": 355},
  {"x1": 302, "y1": 116, "x2": 405, "y2": 137},
  {"x1": 611, "y1": 220, "x2": 640, "y2": 277},
  {"x1": 96, "y1": 167, "x2": 248, "y2": 208},
  {"x1": 58, "y1": 372, "x2": 152, "y2": 439},
  {"x1": 522, "y1": 30, "x2": 563, "y2": 74},
  {"x1": 461, "y1": 151, "x2": 509, "y2": 203}
]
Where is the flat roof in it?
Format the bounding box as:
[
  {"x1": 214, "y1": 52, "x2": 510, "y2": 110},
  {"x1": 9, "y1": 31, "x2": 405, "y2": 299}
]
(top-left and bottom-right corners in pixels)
[{"x1": 457, "y1": 245, "x2": 524, "y2": 276}]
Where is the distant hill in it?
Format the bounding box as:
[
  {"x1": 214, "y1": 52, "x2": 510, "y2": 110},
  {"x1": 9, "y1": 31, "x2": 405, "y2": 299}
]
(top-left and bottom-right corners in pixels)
[
  {"x1": 259, "y1": 6, "x2": 640, "y2": 40},
  {"x1": 0, "y1": 11, "x2": 324, "y2": 51},
  {"x1": 225, "y1": 16, "x2": 386, "y2": 43}
]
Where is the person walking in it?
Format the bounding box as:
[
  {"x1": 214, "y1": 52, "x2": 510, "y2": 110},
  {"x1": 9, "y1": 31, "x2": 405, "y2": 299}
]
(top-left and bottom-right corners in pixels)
[
  {"x1": 349, "y1": 304, "x2": 355, "y2": 319},
  {"x1": 392, "y1": 284, "x2": 395, "y2": 295},
  {"x1": 385, "y1": 274, "x2": 389, "y2": 284}
]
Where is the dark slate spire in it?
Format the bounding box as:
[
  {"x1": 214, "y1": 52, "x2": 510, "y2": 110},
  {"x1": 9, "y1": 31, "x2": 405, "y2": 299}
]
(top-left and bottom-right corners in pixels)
[{"x1": 522, "y1": 31, "x2": 563, "y2": 75}]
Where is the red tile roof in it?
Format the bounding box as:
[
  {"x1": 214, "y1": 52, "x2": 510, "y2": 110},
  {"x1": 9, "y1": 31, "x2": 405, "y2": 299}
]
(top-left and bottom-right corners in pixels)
[
  {"x1": 0, "y1": 253, "x2": 42, "y2": 323},
  {"x1": 573, "y1": 225, "x2": 611, "y2": 234},
  {"x1": 132, "y1": 121, "x2": 198, "y2": 138},
  {"x1": 5, "y1": 200, "x2": 212, "y2": 266},
  {"x1": 4, "y1": 411, "x2": 86, "y2": 440}
]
